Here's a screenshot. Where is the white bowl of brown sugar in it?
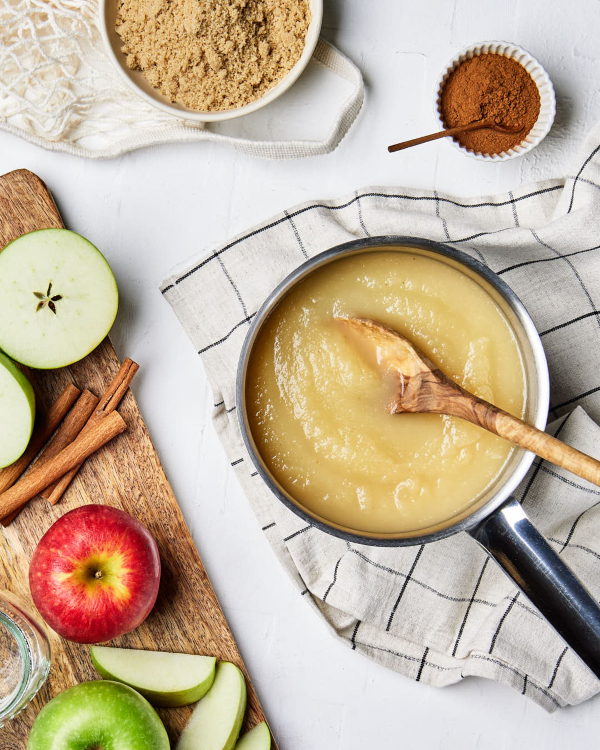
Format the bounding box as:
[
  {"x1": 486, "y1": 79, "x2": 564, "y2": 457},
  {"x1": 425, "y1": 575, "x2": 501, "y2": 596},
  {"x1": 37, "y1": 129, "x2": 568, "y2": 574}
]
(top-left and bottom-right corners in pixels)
[
  {"x1": 99, "y1": 0, "x2": 322, "y2": 122},
  {"x1": 434, "y1": 41, "x2": 556, "y2": 161}
]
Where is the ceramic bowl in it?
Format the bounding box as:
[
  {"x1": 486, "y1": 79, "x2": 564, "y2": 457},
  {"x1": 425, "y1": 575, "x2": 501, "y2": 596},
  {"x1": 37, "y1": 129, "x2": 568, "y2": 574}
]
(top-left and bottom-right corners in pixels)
[
  {"x1": 434, "y1": 41, "x2": 556, "y2": 162},
  {"x1": 99, "y1": 0, "x2": 323, "y2": 123}
]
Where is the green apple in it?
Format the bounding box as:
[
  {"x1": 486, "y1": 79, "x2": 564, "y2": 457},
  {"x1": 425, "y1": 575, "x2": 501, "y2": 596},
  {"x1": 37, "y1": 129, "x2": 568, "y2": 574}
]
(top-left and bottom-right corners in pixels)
[
  {"x1": 235, "y1": 722, "x2": 271, "y2": 750},
  {"x1": 0, "y1": 350, "x2": 35, "y2": 468},
  {"x1": 90, "y1": 645, "x2": 217, "y2": 707},
  {"x1": 0, "y1": 228, "x2": 118, "y2": 369},
  {"x1": 177, "y1": 662, "x2": 247, "y2": 750},
  {"x1": 27, "y1": 680, "x2": 169, "y2": 750}
]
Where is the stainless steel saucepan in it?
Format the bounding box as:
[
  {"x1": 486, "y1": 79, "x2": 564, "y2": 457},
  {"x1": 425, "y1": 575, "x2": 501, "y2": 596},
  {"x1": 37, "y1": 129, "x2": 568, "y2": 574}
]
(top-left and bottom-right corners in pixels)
[{"x1": 237, "y1": 236, "x2": 600, "y2": 678}]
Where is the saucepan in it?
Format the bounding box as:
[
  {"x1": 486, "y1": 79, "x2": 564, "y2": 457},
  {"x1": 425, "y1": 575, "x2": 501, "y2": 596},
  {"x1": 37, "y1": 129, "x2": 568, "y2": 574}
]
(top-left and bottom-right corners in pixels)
[{"x1": 237, "y1": 236, "x2": 600, "y2": 678}]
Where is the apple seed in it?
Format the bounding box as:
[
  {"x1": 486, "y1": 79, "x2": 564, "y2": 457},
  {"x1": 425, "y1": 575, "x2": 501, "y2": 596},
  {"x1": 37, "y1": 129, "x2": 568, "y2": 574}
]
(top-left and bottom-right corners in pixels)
[{"x1": 33, "y1": 282, "x2": 63, "y2": 315}]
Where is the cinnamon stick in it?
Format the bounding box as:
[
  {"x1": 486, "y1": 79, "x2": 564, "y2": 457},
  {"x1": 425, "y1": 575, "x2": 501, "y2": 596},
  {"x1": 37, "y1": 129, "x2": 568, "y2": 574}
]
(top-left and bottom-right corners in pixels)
[
  {"x1": 44, "y1": 359, "x2": 139, "y2": 505},
  {"x1": 36, "y1": 390, "x2": 100, "y2": 469},
  {"x1": 0, "y1": 383, "x2": 81, "y2": 495},
  {"x1": 38, "y1": 389, "x2": 99, "y2": 499},
  {"x1": 1, "y1": 390, "x2": 100, "y2": 525},
  {"x1": 96, "y1": 358, "x2": 139, "y2": 413},
  {"x1": 0, "y1": 412, "x2": 127, "y2": 521}
]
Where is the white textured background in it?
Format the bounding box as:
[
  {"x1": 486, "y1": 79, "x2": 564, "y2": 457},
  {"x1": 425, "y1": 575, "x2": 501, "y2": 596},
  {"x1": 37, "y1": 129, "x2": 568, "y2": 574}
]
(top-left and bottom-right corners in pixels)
[{"x1": 2, "y1": 0, "x2": 600, "y2": 746}]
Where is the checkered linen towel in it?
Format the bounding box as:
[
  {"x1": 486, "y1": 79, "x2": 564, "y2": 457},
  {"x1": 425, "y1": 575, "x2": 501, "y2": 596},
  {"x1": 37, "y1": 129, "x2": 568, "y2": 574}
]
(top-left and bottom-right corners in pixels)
[{"x1": 161, "y1": 122, "x2": 600, "y2": 711}]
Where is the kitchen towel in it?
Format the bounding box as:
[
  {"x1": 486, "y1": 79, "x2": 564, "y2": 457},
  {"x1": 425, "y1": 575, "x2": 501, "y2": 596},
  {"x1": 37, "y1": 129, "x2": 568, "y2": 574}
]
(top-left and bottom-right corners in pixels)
[
  {"x1": 161, "y1": 122, "x2": 600, "y2": 711},
  {"x1": 0, "y1": 0, "x2": 362, "y2": 159}
]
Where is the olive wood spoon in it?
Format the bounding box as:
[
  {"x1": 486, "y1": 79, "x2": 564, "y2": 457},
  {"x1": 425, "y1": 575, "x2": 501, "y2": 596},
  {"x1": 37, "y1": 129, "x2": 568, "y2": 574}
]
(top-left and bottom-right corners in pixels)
[
  {"x1": 388, "y1": 120, "x2": 524, "y2": 153},
  {"x1": 340, "y1": 317, "x2": 600, "y2": 487}
]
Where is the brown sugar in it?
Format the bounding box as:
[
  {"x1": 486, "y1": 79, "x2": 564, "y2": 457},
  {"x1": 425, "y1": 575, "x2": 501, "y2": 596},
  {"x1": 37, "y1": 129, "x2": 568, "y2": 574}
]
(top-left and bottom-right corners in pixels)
[
  {"x1": 116, "y1": 0, "x2": 311, "y2": 112},
  {"x1": 440, "y1": 53, "x2": 541, "y2": 155}
]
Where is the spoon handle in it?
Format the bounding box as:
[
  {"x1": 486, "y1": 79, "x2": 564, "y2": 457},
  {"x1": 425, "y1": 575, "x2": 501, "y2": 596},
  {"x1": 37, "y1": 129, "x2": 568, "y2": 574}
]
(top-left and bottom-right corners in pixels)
[
  {"x1": 388, "y1": 121, "x2": 488, "y2": 153},
  {"x1": 449, "y1": 395, "x2": 600, "y2": 486},
  {"x1": 496, "y1": 409, "x2": 600, "y2": 485}
]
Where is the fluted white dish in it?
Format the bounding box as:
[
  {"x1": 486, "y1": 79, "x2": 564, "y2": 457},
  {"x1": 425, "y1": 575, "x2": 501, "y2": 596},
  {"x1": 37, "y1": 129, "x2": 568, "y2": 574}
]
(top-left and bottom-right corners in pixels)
[{"x1": 434, "y1": 41, "x2": 556, "y2": 162}]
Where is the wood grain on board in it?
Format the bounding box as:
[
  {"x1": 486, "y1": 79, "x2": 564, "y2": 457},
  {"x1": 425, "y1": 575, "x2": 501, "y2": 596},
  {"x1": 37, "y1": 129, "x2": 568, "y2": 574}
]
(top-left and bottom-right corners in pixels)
[{"x1": 0, "y1": 169, "x2": 276, "y2": 749}]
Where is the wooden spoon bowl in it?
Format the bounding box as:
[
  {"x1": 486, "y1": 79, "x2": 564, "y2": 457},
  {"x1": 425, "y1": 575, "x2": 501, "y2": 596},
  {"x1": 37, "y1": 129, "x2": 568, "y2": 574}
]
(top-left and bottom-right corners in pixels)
[{"x1": 340, "y1": 316, "x2": 600, "y2": 487}]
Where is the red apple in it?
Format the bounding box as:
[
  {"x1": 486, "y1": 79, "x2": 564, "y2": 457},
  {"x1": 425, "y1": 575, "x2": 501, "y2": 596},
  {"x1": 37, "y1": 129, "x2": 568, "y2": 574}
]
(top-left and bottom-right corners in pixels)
[{"x1": 29, "y1": 504, "x2": 161, "y2": 644}]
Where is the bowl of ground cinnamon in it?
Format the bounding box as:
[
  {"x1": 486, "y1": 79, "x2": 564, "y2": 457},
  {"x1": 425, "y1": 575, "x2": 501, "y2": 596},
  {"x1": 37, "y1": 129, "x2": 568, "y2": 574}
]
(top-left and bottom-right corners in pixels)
[
  {"x1": 99, "y1": 0, "x2": 321, "y2": 121},
  {"x1": 435, "y1": 41, "x2": 555, "y2": 161}
]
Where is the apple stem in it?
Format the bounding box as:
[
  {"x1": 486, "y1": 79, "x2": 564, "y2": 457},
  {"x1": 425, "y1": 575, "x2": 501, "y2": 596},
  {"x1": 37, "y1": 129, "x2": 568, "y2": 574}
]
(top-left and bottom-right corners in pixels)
[{"x1": 94, "y1": 570, "x2": 102, "y2": 580}]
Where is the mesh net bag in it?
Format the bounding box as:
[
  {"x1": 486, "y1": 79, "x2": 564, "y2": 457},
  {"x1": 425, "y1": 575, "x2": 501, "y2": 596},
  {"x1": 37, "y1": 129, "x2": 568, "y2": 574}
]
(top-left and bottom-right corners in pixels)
[{"x1": 0, "y1": 0, "x2": 363, "y2": 159}]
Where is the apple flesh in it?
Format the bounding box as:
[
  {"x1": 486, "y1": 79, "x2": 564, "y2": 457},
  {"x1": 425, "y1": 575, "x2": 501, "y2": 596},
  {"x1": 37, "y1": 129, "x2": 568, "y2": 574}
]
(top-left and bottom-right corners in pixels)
[
  {"x1": 29, "y1": 504, "x2": 160, "y2": 644},
  {"x1": 235, "y1": 722, "x2": 271, "y2": 750},
  {"x1": 0, "y1": 351, "x2": 35, "y2": 468},
  {"x1": 0, "y1": 228, "x2": 118, "y2": 369},
  {"x1": 90, "y1": 645, "x2": 216, "y2": 707},
  {"x1": 27, "y1": 680, "x2": 169, "y2": 750},
  {"x1": 177, "y1": 662, "x2": 247, "y2": 750}
]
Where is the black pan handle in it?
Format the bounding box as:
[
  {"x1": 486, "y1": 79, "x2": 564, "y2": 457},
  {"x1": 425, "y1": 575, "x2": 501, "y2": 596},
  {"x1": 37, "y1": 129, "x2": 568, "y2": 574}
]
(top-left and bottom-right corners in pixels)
[{"x1": 468, "y1": 496, "x2": 600, "y2": 679}]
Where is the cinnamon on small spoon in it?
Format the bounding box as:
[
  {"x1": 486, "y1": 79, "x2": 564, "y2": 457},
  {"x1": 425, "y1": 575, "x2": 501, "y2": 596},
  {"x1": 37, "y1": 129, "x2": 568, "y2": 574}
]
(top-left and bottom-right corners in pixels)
[
  {"x1": 339, "y1": 316, "x2": 600, "y2": 486},
  {"x1": 388, "y1": 120, "x2": 523, "y2": 153}
]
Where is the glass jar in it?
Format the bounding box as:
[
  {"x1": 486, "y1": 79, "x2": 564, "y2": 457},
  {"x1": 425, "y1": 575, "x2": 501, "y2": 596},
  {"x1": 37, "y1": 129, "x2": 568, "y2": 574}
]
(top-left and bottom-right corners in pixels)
[{"x1": 0, "y1": 591, "x2": 51, "y2": 727}]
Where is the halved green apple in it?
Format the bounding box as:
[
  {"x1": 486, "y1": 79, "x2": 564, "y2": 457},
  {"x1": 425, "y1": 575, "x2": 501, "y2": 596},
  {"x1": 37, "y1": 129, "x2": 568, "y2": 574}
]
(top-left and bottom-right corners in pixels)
[
  {"x1": 235, "y1": 722, "x2": 271, "y2": 750},
  {"x1": 0, "y1": 228, "x2": 118, "y2": 369},
  {"x1": 0, "y1": 351, "x2": 35, "y2": 468},
  {"x1": 90, "y1": 646, "x2": 217, "y2": 708},
  {"x1": 177, "y1": 662, "x2": 247, "y2": 750}
]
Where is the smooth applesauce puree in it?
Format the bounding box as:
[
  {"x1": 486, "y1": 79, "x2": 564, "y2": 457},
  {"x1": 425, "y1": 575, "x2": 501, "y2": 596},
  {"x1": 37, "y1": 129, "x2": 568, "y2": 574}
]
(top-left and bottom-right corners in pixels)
[{"x1": 247, "y1": 251, "x2": 526, "y2": 533}]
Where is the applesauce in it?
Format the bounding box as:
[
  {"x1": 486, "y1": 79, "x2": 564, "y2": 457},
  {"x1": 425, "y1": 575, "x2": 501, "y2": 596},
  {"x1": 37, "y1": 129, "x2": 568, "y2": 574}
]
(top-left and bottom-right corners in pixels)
[{"x1": 246, "y1": 250, "x2": 526, "y2": 534}]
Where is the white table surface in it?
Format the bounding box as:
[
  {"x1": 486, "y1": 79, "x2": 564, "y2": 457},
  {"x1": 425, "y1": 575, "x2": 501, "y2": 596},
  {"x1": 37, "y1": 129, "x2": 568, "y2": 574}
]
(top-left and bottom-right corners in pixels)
[{"x1": 2, "y1": 0, "x2": 600, "y2": 747}]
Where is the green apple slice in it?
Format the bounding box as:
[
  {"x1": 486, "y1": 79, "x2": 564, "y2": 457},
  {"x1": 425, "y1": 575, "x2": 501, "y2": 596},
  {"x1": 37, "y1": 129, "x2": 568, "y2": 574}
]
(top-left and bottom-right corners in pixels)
[
  {"x1": 235, "y1": 722, "x2": 271, "y2": 750},
  {"x1": 0, "y1": 228, "x2": 118, "y2": 369},
  {"x1": 0, "y1": 351, "x2": 35, "y2": 468},
  {"x1": 177, "y1": 662, "x2": 247, "y2": 750},
  {"x1": 90, "y1": 646, "x2": 217, "y2": 708}
]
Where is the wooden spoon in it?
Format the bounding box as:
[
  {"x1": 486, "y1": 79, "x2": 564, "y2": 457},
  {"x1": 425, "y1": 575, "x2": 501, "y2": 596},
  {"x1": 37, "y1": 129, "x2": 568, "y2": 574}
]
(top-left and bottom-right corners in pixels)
[
  {"x1": 339, "y1": 317, "x2": 600, "y2": 487},
  {"x1": 388, "y1": 120, "x2": 524, "y2": 153}
]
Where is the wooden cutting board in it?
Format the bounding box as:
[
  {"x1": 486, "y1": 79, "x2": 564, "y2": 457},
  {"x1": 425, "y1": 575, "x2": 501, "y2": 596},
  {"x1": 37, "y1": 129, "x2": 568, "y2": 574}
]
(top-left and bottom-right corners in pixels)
[{"x1": 0, "y1": 169, "x2": 277, "y2": 749}]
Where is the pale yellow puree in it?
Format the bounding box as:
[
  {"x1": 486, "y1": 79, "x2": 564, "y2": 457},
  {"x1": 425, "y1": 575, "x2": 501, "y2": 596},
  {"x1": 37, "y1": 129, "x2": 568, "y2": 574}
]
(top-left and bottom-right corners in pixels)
[{"x1": 247, "y1": 250, "x2": 526, "y2": 534}]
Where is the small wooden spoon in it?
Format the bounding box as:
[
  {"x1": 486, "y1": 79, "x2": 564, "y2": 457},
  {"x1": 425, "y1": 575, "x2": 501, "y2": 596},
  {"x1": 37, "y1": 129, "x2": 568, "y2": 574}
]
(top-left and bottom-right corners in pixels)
[
  {"x1": 388, "y1": 120, "x2": 524, "y2": 153},
  {"x1": 340, "y1": 317, "x2": 600, "y2": 487}
]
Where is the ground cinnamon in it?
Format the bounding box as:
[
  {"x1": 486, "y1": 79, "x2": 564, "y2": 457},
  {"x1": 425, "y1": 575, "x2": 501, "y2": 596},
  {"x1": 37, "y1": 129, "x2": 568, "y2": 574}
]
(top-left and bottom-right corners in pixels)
[{"x1": 440, "y1": 53, "x2": 541, "y2": 155}]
